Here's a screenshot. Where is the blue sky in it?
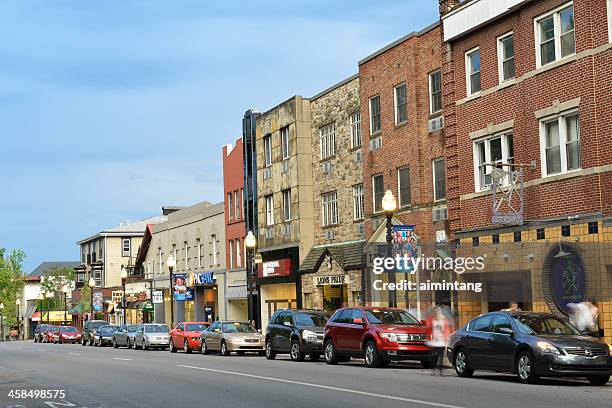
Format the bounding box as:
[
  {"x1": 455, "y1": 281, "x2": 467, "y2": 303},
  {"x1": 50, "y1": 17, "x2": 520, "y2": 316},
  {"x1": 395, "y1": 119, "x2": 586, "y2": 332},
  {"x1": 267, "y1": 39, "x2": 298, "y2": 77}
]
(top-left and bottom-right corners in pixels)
[{"x1": 0, "y1": 0, "x2": 438, "y2": 273}]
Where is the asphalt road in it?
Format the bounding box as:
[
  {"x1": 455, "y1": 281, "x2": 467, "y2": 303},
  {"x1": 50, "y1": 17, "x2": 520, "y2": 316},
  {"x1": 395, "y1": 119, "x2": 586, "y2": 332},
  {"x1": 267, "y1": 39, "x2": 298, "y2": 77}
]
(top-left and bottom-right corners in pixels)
[{"x1": 0, "y1": 341, "x2": 610, "y2": 408}]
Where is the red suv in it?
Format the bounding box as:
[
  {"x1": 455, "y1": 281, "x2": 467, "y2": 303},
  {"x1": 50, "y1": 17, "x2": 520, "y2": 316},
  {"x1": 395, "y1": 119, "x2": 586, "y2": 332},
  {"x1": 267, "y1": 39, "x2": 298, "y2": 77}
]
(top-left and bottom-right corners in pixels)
[{"x1": 324, "y1": 307, "x2": 433, "y2": 368}]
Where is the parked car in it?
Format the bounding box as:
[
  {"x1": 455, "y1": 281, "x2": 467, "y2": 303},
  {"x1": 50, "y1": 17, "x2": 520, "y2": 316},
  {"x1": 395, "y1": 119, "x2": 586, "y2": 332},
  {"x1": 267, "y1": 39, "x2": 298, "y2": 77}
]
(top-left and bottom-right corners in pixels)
[
  {"x1": 265, "y1": 309, "x2": 329, "y2": 362},
  {"x1": 133, "y1": 324, "x2": 170, "y2": 350},
  {"x1": 43, "y1": 325, "x2": 58, "y2": 343},
  {"x1": 54, "y1": 326, "x2": 81, "y2": 344},
  {"x1": 201, "y1": 321, "x2": 264, "y2": 356},
  {"x1": 82, "y1": 320, "x2": 108, "y2": 346},
  {"x1": 324, "y1": 307, "x2": 433, "y2": 368},
  {"x1": 33, "y1": 324, "x2": 49, "y2": 343},
  {"x1": 447, "y1": 311, "x2": 612, "y2": 385},
  {"x1": 170, "y1": 321, "x2": 210, "y2": 353},
  {"x1": 112, "y1": 324, "x2": 140, "y2": 349},
  {"x1": 93, "y1": 325, "x2": 119, "y2": 347}
]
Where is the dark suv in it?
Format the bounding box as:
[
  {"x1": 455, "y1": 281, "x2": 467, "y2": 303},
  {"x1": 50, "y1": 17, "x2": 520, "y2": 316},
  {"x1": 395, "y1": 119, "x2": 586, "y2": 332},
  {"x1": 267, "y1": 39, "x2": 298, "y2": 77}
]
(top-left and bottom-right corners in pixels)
[
  {"x1": 265, "y1": 309, "x2": 330, "y2": 362},
  {"x1": 81, "y1": 320, "x2": 108, "y2": 346},
  {"x1": 324, "y1": 307, "x2": 433, "y2": 368}
]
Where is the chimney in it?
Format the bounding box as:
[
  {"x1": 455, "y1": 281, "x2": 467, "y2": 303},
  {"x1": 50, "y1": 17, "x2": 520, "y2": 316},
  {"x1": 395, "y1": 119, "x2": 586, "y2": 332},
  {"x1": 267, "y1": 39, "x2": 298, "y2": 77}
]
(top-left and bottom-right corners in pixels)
[{"x1": 439, "y1": 0, "x2": 462, "y2": 16}]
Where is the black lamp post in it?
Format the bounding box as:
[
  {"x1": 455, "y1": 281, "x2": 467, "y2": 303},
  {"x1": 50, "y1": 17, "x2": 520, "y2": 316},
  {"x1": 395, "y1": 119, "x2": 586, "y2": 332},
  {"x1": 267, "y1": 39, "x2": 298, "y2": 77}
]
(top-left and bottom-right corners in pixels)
[
  {"x1": 63, "y1": 286, "x2": 70, "y2": 325},
  {"x1": 382, "y1": 190, "x2": 398, "y2": 308},
  {"x1": 0, "y1": 302, "x2": 4, "y2": 341},
  {"x1": 121, "y1": 265, "x2": 128, "y2": 325},
  {"x1": 88, "y1": 276, "x2": 96, "y2": 320},
  {"x1": 46, "y1": 291, "x2": 53, "y2": 324},
  {"x1": 244, "y1": 231, "x2": 258, "y2": 328},
  {"x1": 15, "y1": 298, "x2": 20, "y2": 340},
  {"x1": 167, "y1": 254, "x2": 176, "y2": 328}
]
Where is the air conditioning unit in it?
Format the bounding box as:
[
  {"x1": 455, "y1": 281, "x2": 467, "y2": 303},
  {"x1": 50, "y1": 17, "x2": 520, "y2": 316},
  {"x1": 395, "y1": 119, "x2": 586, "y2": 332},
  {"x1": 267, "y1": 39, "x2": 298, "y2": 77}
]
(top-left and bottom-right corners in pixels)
[
  {"x1": 321, "y1": 161, "x2": 333, "y2": 174},
  {"x1": 281, "y1": 162, "x2": 289, "y2": 174},
  {"x1": 428, "y1": 116, "x2": 444, "y2": 133},
  {"x1": 324, "y1": 229, "x2": 335, "y2": 241},
  {"x1": 263, "y1": 168, "x2": 272, "y2": 180},
  {"x1": 353, "y1": 150, "x2": 363, "y2": 163},
  {"x1": 282, "y1": 224, "x2": 291, "y2": 237},
  {"x1": 369, "y1": 137, "x2": 382, "y2": 151},
  {"x1": 357, "y1": 223, "x2": 365, "y2": 236},
  {"x1": 432, "y1": 206, "x2": 448, "y2": 222},
  {"x1": 264, "y1": 228, "x2": 274, "y2": 239}
]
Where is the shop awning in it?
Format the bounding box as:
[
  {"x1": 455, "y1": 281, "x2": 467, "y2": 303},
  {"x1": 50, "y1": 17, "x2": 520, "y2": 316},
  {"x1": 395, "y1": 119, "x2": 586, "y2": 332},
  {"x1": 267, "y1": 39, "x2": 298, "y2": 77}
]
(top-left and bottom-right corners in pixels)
[
  {"x1": 68, "y1": 304, "x2": 83, "y2": 314},
  {"x1": 24, "y1": 303, "x2": 37, "y2": 318},
  {"x1": 31, "y1": 311, "x2": 41, "y2": 322},
  {"x1": 299, "y1": 241, "x2": 365, "y2": 273},
  {"x1": 226, "y1": 285, "x2": 247, "y2": 300}
]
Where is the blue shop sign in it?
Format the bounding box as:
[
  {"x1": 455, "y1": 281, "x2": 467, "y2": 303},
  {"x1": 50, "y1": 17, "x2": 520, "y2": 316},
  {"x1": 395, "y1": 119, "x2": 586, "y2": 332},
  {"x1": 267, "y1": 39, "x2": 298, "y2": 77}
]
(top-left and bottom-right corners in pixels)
[
  {"x1": 547, "y1": 244, "x2": 586, "y2": 315},
  {"x1": 192, "y1": 272, "x2": 216, "y2": 286}
]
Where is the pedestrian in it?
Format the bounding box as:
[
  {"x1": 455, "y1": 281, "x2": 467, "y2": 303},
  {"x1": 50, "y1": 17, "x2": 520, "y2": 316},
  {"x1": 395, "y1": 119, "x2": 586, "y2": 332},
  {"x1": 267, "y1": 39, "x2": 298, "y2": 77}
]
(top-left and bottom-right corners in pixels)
[
  {"x1": 426, "y1": 306, "x2": 450, "y2": 376},
  {"x1": 502, "y1": 301, "x2": 521, "y2": 312}
]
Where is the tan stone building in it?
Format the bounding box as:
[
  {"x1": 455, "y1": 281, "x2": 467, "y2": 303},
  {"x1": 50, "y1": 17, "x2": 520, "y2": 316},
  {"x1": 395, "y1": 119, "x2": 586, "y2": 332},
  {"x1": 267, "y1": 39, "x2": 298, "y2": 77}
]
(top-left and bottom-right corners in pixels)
[
  {"x1": 255, "y1": 95, "x2": 314, "y2": 331},
  {"x1": 299, "y1": 75, "x2": 365, "y2": 312}
]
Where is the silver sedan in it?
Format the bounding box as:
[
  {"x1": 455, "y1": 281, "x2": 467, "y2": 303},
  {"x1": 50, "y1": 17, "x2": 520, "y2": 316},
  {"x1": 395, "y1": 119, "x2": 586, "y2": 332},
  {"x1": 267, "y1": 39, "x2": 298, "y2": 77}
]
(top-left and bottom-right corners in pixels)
[
  {"x1": 133, "y1": 324, "x2": 170, "y2": 350},
  {"x1": 200, "y1": 321, "x2": 265, "y2": 356}
]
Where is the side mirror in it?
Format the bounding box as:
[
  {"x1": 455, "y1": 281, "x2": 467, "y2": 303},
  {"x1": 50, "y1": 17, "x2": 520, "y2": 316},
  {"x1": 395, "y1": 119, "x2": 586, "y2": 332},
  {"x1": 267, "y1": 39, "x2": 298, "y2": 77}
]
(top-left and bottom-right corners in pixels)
[
  {"x1": 214, "y1": 328, "x2": 221, "y2": 333},
  {"x1": 352, "y1": 318, "x2": 364, "y2": 325},
  {"x1": 498, "y1": 327, "x2": 514, "y2": 336},
  {"x1": 420, "y1": 320, "x2": 428, "y2": 326}
]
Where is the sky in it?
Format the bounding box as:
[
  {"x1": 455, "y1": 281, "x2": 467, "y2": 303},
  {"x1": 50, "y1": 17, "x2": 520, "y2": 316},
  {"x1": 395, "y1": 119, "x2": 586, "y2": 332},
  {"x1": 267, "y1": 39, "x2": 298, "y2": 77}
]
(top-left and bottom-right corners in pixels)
[{"x1": 0, "y1": 0, "x2": 438, "y2": 273}]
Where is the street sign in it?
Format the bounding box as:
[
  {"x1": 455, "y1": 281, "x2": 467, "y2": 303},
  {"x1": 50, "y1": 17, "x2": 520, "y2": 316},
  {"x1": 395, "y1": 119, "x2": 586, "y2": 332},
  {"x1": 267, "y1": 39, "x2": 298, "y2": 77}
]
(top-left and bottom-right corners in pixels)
[{"x1": 152, "y1": 290, "x2": 163, "y2": 304}]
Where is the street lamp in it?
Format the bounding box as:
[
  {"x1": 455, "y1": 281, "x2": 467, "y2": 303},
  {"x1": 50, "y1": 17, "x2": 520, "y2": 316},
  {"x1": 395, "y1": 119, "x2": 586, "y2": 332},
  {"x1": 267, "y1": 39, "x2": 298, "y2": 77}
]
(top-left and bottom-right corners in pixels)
[
  {"x1": 37, "y1": 293, "x2": 44, "y2": 327},
  {"x1": 88, "y1": 277, "x2": 96, "y2": 320},
  {"x1": 62, "y1": 286, "x2": 70, "y2": 325},
  {"x1": 0, "y1": 302, "x2": 4, "y2": 341},
  {"x1": 16, "y1": 298, "x2": 21, "y2": 340},
  {"x1": 167, "y1": 254, "x2": 176, "y2": 328},
  {"x1": 45, "y1": 291, "x2": 53, "y2": 324},
  {"x1": 121, "y1": 265, "x2": 128, "y2": 325},
  {"x1": 245, "y1": 231, "x2": 258, "y2": 328},
  {"x1": 382, "y1": 190, "x2": 397, "y2": 308}
]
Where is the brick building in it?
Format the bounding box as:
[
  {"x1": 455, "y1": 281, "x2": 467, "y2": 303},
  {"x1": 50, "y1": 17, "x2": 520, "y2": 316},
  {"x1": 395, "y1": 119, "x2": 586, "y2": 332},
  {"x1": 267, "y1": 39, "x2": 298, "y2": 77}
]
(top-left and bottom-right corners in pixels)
[
  {"x1": 299, "y1": 75, "x2": 365, "y2": 312},
  {"x1": 440, "y1": 0, "x2": 612, "y2": 342},
  {"x1": 359, "y1": 22, "x2": 448, "y2": 312}
]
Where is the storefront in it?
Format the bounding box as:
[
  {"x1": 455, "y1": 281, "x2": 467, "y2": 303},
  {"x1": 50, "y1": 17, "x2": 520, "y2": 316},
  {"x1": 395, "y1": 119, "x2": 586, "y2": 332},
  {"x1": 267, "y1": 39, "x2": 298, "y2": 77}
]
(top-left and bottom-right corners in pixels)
[{"x1": 187, "y1": 271, "x2": 219, "y2": 322}]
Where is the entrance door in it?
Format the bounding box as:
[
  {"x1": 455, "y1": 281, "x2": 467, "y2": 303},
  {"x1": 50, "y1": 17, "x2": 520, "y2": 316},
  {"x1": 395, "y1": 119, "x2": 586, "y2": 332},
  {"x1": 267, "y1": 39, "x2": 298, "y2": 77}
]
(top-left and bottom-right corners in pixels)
[{"x1": 488, "y1": 281, "x2": 522, "y2": 312}]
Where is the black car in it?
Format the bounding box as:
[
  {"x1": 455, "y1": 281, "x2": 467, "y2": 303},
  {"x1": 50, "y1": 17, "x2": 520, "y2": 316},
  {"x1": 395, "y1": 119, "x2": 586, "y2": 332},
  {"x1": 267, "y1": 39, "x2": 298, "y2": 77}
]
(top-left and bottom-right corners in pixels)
[
  {"x1": 448, "y1": 311, "x2": 612, "y2": 385},
  {"x1": 81, "y1": 320, "x2": 108, "y2": 346},
  {"x1": 265, "y1": 309, "x2": 329, "y2": 362},
  {"x1": 93, "y1": 325, "x2": 119, "y2": 347},
  {"x1": 33, "y1": 324, "x2": 49, "y2": 343}
]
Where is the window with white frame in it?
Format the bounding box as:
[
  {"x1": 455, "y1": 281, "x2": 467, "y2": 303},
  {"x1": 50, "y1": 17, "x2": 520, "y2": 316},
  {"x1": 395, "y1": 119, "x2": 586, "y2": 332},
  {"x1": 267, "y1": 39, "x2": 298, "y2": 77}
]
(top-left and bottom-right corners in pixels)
[
  {"x1": 433, "y1": 158, "x2": 446, "y2": 201},
  {"x1": 263, "y1": 135, "x2": 272, "y2": 167},
  {"x1": 319, "y1": 123, "x2": 336, "y2": 159},
  {"x1": 535, "y1": 3, "x2": 575, "y2": 67},
  {"x1": 398, "y1": 166, "x2": 411, "y2": 207},
  {"x1": 122, "y1": 238, "x2": 131, "y2": 256},
  {"x1": 474, "y1": 133, "x2": 514, "y2": 191},
  {"x1": 199, "y1": 241, "x2": 204, "y2": 267},
  {"x1": 353, "y1": 184, "x2": 364, "y2": 220},
  {"x1": 265, "y1": 195, "x2": 274, "y2": 226},
  {"x1": 540, "y1": 112, "x2": 580, "y2": 176},
  {"x1": 321, "y1": 191, "x2": 339, "y2": 226},
  {"x1": 228, "y1": 192, "x2": 234, "y2": 221},
  {"x1": 236, "y1": 239, "x2": 241, "y2": 268},
  {"x1": 372, "y1": 173, "x2": 384, "y2": 213},
  {"x1": 280, "y1": 126, "x2": 290, "y2": 160},
  {"x1": 369, "y1": 95, "x2": 381, "y2": 134},
  {"x1": 350, "y1": 112, "x2": 362, "y2": 148},
  {"x1": 282, "y1": 189, "x2": 291, "y2": 221},
  {"x1": 429, "y1": 70, "x2": 442, "y2": 113},
  {"x1": 394, "y1": 83, "x2": 408, "y2": 125},
  {"x1": 465, "y1": 47, "x2": 481, "y2": 95},
  {"x1": 196, "y1": 238, "x2": 201, "y2": 268},
  {"x1": 498, "y1": 33, "x2": 515, "y2": 82},
  {"x1": 234, "y1": 190, "x2": 240, "y2": 220},
  {"x1": 158, "y1": 248, "x2": 163, "y2": 274},
  {"x1": 211, "y1": 235, "x2": 218, "y2": 266},
  {"x1": 184, "y1": 241, "x2": 189, "y2": 270},
  {"x1": 229, "y1": 239, "x2": 234, "y2": 269}
]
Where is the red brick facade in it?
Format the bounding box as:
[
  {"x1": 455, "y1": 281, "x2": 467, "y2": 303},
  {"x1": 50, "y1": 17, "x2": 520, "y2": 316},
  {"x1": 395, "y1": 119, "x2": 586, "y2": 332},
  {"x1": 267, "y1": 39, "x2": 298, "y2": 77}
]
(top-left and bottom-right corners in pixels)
[{"x1": 223, "y1": 139, "x2": 246, "y2": 269}]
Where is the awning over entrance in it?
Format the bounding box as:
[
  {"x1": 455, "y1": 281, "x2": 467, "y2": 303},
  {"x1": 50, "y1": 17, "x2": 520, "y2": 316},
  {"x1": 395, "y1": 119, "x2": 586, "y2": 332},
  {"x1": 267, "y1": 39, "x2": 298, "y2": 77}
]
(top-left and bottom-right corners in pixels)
[
  {"x1": 299, "y1": 241, "x2": 365, "y2": 273},
  {"x1": 226, "y1": 285, "x2": 247, "y2": 300},
  {"x1": 24, "y1": 303, "x2": 37, "y2": 319}
]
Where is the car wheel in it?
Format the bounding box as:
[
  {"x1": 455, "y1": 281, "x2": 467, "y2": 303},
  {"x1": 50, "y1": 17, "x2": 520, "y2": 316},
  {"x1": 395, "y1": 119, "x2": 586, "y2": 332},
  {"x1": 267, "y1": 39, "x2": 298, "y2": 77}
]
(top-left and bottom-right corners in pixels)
[
  {"x1": 237, "y1": 351, "x2": 245, "y2": 356},
  {"x1": 454, "y1": 349, "x2": 474, "y2": 377},
  {"x1": 516, "y1": 351, "x2": 539, "y2": 384},
  {"x1": 364, "y1": 341, "x2": 384, "y2": 368},
  {"x1": 201, "y1": 340, "x2": 209, "y2": 355},
  {"x1": 587, "y1": 375, "x2": 610, "y2": 385},
  {"x1": 133, "y1": 339, "x2": 138, "y2": 350},
  {"x1": 89, "y1": 339, "x2": 94, "y2": 346},
  {"x1": 258, "y1": 350, "x2": 266, "y2": 356},
  {"x1": 169, "y1": 339, "x2": 177, "y2": 353},
  {"x1": 126, "y1": 338, "x2": 131, "y2": 349},
  {"x1": 184, "y1": 339, "x2": 192, "y2": 354},
  {"x1": 81, "y1": 338, "x2": 86, "y2": 346},
  {"x1": 309, "y1": 353, "x2": 321, "y2": 362},
  {"x1": 290, "y1": 340, "x2": 305, "y2": 362},
  {"x1": 324, "y1": 340, "x2": 338, "y2": 365},
  {"x1": 265, "y1": 339, "x2": 276, "y2": 360},
  {"x1": 142, "y1": 340, "x2": 147, "y2": 351},
  {"x1": 421, "y1": 360, "x2": 434, "y2": 369},
  {"x1": 113, "y1": 338, "x2": 118, "y2": 349},
  {"x1": 220, "y1": 341, "x2": 230, "y2": 356}
]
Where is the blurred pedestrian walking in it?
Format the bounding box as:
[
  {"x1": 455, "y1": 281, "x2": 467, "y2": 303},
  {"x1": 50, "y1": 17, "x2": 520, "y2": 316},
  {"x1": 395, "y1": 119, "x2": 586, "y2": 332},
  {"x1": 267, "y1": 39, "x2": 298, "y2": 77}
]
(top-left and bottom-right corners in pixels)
[{"x1": 426, "y1": 306, "x2": 450, "y2": 376}]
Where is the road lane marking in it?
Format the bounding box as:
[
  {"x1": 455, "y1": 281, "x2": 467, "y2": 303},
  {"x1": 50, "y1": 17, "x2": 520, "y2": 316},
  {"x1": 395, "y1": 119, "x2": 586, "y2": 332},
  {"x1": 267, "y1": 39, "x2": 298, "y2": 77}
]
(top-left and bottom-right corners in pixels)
[
  {"x1": 67, "y1": 352, "x2": 80, "y2": 356},
  {"x1": 177, "y1": 364, "x2": 466, "y2": 408},
  {"x1": 114, "y1": 358, "x2": 132, "y2": 361}
]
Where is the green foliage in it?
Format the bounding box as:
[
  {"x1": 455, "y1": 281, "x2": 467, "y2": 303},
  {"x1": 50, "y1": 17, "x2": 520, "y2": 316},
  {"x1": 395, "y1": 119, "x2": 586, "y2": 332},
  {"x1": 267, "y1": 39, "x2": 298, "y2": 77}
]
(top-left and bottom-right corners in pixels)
[{"x1": 0, "y1": 248, "x2": 26, "y2": 326}]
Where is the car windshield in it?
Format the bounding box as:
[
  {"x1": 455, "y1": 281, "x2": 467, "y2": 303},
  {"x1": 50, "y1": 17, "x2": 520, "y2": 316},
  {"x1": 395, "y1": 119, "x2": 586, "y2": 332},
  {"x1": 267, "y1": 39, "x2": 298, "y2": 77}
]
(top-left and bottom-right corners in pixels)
[
  {"x1": 512, "y1": 315, "x2": 581, "y2": 335},
  {"x1": 185, "y1": 324, "x2": 208, "y2": 332},
  {"x1": 127, "y1": 325, "x2": 139, "y2": 332},
  {"x1": 145, "y1": 325, "x2": 169, "y2": 333},
  {"x1": 222, "y1": 322, "x2": 256, "y2": 333},
  {"x1": 365, "y1": 309, "x2": 420, "y2": 325},
  {"x1": 61, "y1": 327, "x2": 77, "y2": 333},
  {"x1": 100, "y1": 326, "x2": 117, "y2": 334},
  {"x1": 294, "y1": 313, "x2": 328, "y2": 327},
  {"x1": 90, "y1": 322, "x2": 106, "y2": 329}
]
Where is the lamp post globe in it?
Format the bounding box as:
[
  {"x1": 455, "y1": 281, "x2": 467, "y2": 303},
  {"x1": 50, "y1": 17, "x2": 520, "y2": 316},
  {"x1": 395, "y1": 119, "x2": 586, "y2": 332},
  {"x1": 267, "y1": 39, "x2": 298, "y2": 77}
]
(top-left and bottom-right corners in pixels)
[
  {"x1": 88, "y1": 278, "x2": 95, "y2": 288},
  {"x1": 15, "y1": 299, "x2": 20, "y2": 306},
  {"x1": 382, "y1": 190, "x2": 397, "y2": 214},
  {"x1": 120, "y1": 266, "x2": 128, "y2": 280},
  {"x1": 245, "y1": 231, "x2": 256, "y2": 250}
]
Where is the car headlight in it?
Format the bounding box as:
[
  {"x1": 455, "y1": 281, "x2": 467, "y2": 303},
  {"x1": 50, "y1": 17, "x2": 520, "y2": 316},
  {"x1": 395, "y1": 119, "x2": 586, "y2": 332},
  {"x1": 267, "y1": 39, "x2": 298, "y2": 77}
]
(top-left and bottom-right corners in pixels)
[
  {"x1": 192, "y1": 337, "x2": 199, "y2": 341},
  {"x1": 301, "y1": 330, "x2": 317, "y2": 340},
  {"x1": 537, "y1": 341, "x2": 560, "y2": 354},
  {"x1": 380, "y1": 332, "x2": 398, "y2": 343}
]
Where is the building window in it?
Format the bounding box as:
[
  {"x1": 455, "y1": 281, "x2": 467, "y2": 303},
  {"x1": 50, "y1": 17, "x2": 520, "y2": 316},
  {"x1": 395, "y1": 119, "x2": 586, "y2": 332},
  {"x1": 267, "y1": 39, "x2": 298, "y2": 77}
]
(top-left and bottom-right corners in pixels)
[
  {"x1": 540, "y1": 112, "x2": 580, "y2": 176},
  {"x1": 122, "y1": 238, "x2": 131, "y2": 256},
  {"x1": 228, "y1": 192, "x2": 234, "y2": 221},
  {"x1": 196, "y1": 238, "x2": 201, "y2": 268},
  {"x1": 236, "y1": 239, "x2": 242, "y2": 268},
  {"x1": 433, "y1": 158, "x2": 446, "y2": 201},
  {"x1": 472, "y1": 236, "x2": 480, "y2": 247},
  {"x1": 369, "y1": 95, "x2": 381, "y2": 134},
  {"x1": 561, "y1": 225, "x2": 571, "y2": 237},
  {"x1": 77, "y1": 273, "x2": 84, "y2": 283},
  {"x1": 465, "y1": 47, "x2": 481, "y2": 95},
  {"x1": 184, "y1": 241, "x2": 188, "y2": 270},
  {"x1": 265, "y1": 195, "x2": 274, "y2": 226},
  {"x1": 263, "y1": 135, "x2": 272, "y2": 167},
  {"x1": 513, "y1": 231, "x2": 522, "y2": 242},
  {"x1": 429, "y1": 70, "x2": 442, "y2": 113},
  {"x1": 321, "y1": 191, "x2": 339, "y2": 227},
  {"x1": 372, "y1": 174, "x2": 384, "y2": 213},
  {"x1": 199, "y1": 241, "x2": 204, "y2": 267},
  {"x1": 319, "y1": 123, "x2": 336, "y2": 159},
  {"x1": 588, "y1": 221, "x2": 598, "y2": 234},
  {"x1": 394, "y1": 83, "x2": 408, "y2": 125},
  {"x1": 99, "y1": 239, "x2": 103, "y2": 259},
  {"x1": 229, "y1": 239, "x2": 234, "y2": 269},
  {"x1": 235, "y1": 190, "x2": 241, "y2": 220},
  {"x1": 397, "y1": 166, "x2": 411, "y2": 208},
  {"x1": 498, "y1": 33, "x2": 515, "y2": 82},
  {"x1": 353, "y1": 184, "x2": 364, "y2": 220},
  {"x1": 492, "y1": 234, "x2": 500, "y2": 244},
  {"x1": 211, "y1": 235, "x2": 218, "y2": 266},
  {"x1": 350, "y1": 112, "x2": 362, "y2": 148},
  {"x1": 537, "y1": 228, "x2": 546, "y2": 240},
  {"x1": 536, "y1": 3, "x2": 575, "y2": 67},
  {"x1": 474, "y1": 133, "x2": 514, "y2": 191},
  {"x1": 282, "y1": 189, "x2": 291, "y2": 221},
  {"x1": 280, "y1": 126, "x2": 290, "y2": 160}
]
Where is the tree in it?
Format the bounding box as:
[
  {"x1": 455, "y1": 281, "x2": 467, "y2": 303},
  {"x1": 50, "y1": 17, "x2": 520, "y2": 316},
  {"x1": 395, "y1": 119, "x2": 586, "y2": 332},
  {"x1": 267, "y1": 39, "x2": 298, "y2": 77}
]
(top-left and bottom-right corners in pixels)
[
  {"x1": 39, "y1": 266, "x2": 76, "y2": 311},
  {"x1": 0, "y1": 248, "x2": 26, "y2": 327}
]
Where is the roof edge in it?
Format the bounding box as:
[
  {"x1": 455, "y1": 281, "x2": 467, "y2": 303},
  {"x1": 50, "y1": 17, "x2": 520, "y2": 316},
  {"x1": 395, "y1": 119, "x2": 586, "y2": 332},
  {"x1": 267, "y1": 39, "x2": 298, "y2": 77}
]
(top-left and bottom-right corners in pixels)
[{"x1": 310, "y1": 73, "x2": 359, "y2": 101}]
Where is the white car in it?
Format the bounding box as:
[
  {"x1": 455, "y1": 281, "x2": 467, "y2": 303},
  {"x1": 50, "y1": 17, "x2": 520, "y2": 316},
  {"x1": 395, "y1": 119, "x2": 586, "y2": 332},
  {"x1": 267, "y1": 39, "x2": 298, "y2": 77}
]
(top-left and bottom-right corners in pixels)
[{"x1": 133, "y1": 324, "x2": 171, "y2": 350}]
